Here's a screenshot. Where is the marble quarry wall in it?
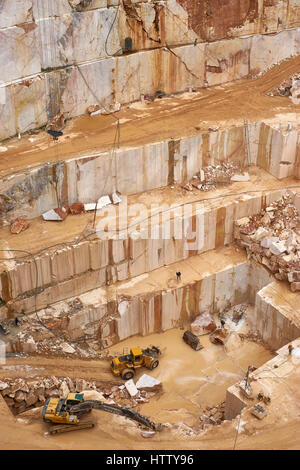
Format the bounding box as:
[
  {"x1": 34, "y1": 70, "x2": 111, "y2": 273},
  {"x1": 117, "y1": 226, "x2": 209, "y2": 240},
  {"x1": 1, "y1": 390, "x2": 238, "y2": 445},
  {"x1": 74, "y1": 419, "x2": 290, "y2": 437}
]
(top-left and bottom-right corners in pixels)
[
  {"x1": 1, "y1": 120, "x2": 299, "y2": 223},
  {"x1": 1, "y1": 1, "x2": 300, "y2": 140},
  {"x1": 4, "y1": 250, "x2": 274, "y2": 350},
  {"x1": 254, "y1": 280, "x2": 300, "y2": 350},
  {"x1": 0, "y1": 188, "x2": 290, "y2": 317}
]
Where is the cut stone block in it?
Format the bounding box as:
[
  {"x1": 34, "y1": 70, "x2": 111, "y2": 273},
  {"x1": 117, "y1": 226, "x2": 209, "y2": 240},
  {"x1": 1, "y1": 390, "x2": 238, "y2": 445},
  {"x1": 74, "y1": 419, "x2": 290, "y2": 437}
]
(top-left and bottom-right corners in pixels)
[
  {"x1": 270, "y1": 241, "x2": 287, "y2": 255},
  {"x1": 261, "y1": 237, "x2": 280, "y2": 248},
  {"x1": 231, "y1": 172, "x2": 250, "y2": 182},
  {"x1": 42, "y1": 207, "x2": 68, "y2": 221},
  {"x1": 125, "y1": 379, "x2": 139, "y2": 397},
  {"x1": 112, "y1": 192, "x2": 122, "y2": 204},
  {"x1": 135, "y1": 374, "x2": 161, "y2": 391},
  {"x1": 291, "y1": 282, "x2": 300, "y2": 292},
  {"x1": 251, "y1": 227, "x2": 269, "y2": 242}
]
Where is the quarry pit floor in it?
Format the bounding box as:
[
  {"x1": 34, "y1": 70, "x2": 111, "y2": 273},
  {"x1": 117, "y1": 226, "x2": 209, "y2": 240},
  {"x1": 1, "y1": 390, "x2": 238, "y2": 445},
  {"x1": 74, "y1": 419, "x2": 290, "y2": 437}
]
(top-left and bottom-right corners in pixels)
[
  {"x1": 0, "y1": 322, "x2": 278, "y2": 450},
  {"x1": 1, "y1": 55, "x2": 300, "y2": 178}
]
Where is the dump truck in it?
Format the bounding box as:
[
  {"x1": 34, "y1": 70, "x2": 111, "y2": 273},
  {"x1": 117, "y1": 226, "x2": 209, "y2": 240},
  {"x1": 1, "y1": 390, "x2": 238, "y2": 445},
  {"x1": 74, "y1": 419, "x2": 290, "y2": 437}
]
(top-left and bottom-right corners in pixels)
[
  {"x1": 111, "y1": 346, "x2": 161, "y2": 380},
  {"x1": 182, "y1": 330, "x2": 203, "y2": 351},
  {"x1": 43, "y1": 392, "x2": 162, "y2": 434}
]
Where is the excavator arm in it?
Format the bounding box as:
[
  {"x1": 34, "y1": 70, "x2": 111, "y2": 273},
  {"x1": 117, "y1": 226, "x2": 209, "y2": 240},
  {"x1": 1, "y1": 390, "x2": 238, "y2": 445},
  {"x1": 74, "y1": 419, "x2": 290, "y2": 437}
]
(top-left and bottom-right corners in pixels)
[{"x1": 70, "y1": 400, "x2": 162, "y2": 431}]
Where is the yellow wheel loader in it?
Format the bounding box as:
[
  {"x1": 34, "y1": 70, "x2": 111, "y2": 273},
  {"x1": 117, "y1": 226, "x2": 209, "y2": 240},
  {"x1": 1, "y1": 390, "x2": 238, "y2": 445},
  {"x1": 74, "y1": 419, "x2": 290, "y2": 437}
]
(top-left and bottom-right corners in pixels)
[
  {"x1": 43, "y1": 392, "x2": 162, "y2": 434},
  {"x1": 110, "y1": 346, "x2": 161, "y2": 380}
]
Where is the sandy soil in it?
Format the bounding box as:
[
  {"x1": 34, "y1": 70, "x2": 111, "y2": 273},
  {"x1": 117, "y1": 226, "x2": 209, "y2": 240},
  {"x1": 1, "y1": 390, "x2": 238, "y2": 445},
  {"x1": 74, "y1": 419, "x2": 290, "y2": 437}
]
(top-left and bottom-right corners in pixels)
[
  {"x1": 0, "y1": 56, "x2": 300, "y2": 178},
  {"x1": 0, "y1": 326, "x2": 285, "y2": 450}
]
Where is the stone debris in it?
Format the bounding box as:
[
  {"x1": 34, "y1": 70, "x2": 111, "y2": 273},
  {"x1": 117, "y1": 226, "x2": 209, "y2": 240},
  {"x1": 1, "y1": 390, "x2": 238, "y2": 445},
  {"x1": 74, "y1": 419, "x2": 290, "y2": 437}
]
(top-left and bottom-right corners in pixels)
[
  {"x1": 190, "y1": 312, "x2": 216, "y2": 336},
  {"x1": 230, "y1": 172, "x2": 250, "y2": 182},
  {"x1": 97, "y1": 195, "x2": 112, "y2": 210},
  {"x1": 0, "y1": 375, "x2": 158, "y2": 415},
  {"x1": 42, "y1": 206, "x2": 69, "y2": 221},
  {"x1": 200, "y1": 402, "x2": 225, "y2": 427},
  {"x1": 183, "y1": 182, "x2": 193, "y2": 191},
  {"x1": 210, "y1": 328, "x2": 228, "y2": 345},
  {"x1": 60, "y1": 343, "x2": 76, "y2": 354},
  {"x1": 124, "y1": 379, "x2": 139, "y2": 397},
  {"x1": 87, "y1": 104, "x2": 101, "y2": 116},
  {"x1": 234, "y1": 194, "x2": 300, "y2": 291},
  {"x1": 10, "y1": 217, "x2": 30, "y2": 234},
  {"x1": 70, "y1": 202, "x2": 85, "y2": 215},
  {"x1": 84, "y1": 203, "x2": 97, "y2": 211},
  {"x1": 0, "y1": 381, "x2": 8, "y2": 391},
  {"x1": 46, "y1": 113, "x2": 65, "y2": 133},
  {"x1": 81, "y1": 390, "x2": 105, "y2": 401},
  {"x1": 141, "y1": 430, "x2": 155, "y2": 438},
  {"x1": 112, "y1": 192, "x2": 122, "y2": 205},
  {"x1": 224, "y1": 332, "x2": 243, "y2": 352},
  {"x1": 181, "y1": 162, "x2": 247, "y2": 193},
  {"x1": 135, "y1": 374, "x2": 162, "y2": 392},
  {"x1": 268, "y1": 73, "x2": 300, "y2": 97},
  {"x1": 232, "y1": 304, "x2": 248, "y2": 323},
  {"x1": 84, "y1": 195, "x2": 112, "y2": 212}
]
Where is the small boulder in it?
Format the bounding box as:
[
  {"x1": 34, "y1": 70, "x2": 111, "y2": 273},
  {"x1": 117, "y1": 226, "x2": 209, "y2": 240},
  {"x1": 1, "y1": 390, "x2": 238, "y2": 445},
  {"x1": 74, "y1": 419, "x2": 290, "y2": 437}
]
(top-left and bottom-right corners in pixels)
[
  {"x1": 25, "y1": 391, "x2": 38, "y2": 407},
  {"x1": 59, "y1": 381, "x2": 70, "y2": 397},
  {"x1": 231, "y1": 172, "x2": 250, "y2": 182},
  {"x1": 10, "y1": 218, "x2": 30, "y2": 234},
  {"x1": 14, "y1": 390, "x2": 25, "y2": 403},
  {"x1": 70, "y1": 202, "x2": 85, "y2": 215},
  {"x1": 191, "y1": 312, "x2": 216, "y2": 336},
  {"x1": 261, "y1": 237, "x2": 280, "y2": 248},
  {"x1": 0, "y1": 381, "x2": 8, "y2": 391},
  {"x1": 75, "y1": 378, "x2": 87, "y2": 392},
  {"x1": 270, "y1": 241, "x2": 286, "y2": 255},
  {"x1": 60, "y1": 342, "x2": 76, "y2": 354}
]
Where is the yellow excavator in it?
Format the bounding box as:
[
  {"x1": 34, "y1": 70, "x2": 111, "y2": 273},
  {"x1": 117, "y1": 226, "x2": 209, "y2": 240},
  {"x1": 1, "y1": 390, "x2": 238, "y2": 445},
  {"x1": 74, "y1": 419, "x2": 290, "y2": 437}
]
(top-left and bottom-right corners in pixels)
[{"x1": 43, "y1": 392, "x2": 162, "y2": 434}]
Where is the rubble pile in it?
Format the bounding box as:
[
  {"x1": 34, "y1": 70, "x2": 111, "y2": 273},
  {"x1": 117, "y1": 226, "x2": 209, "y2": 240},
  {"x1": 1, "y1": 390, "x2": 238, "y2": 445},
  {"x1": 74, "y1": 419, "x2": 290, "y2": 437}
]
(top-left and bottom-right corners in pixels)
[
  {"x1": 0, "y1": 374, "x2": 160, "y2": 415},
  {"x1": 183, "y1": 162, "x2": 248, "y2": 193},
  {"x1": 234, "y1": 194, "x2": 300, "y2": 291},
  {"x1": 268, "y1": 73, "x2": 300, "y2": 96},
  {"x1": 2, "y1": 312, "x2": 101, "y2": 358},
  {"x1": 199, "y1": 402, "x2": 226, "y2": 428},
  {"x1": 191, "y1": 312, "x2": 216, "y2": 335},
  {"x1": 1, "y1": 295, "x2": 124, "y2": 357}
]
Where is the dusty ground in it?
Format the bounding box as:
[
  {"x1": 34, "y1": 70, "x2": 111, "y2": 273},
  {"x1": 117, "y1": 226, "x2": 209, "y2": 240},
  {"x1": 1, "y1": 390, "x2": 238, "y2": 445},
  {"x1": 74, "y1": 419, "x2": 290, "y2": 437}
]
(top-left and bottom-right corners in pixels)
[
  {"x1": 0, "y1": 56, "x2": 300, "y2": 178},
  {"x1": 0, "y1": 324, "x2": 282, "y2": 450}
]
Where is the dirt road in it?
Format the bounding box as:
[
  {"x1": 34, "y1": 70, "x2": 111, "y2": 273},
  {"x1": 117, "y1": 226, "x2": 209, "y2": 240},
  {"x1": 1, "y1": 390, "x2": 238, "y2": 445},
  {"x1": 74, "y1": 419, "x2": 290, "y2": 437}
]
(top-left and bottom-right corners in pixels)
[{"x1": 0, "y1": 56, "x2": 300, "y2": 178}]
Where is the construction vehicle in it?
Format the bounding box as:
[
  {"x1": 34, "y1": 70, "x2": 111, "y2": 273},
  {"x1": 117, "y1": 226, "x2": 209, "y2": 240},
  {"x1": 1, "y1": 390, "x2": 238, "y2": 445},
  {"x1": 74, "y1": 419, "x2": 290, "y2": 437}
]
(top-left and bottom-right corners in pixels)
[
  {"x1": 183, "y1": 330, "x2": 203, "y2": 351},
  {"x1": 251, "y1": 404, "x2": 268, "y2": 420},
  {"x1": 257, "y1": 392, "x2": 271, "y2": 404},
  {"x1": 111, "y1": 346, "x2": 161, "y2": 380},
  {"x1": 43, "y1": 392, "x2": 162, "y2": 434}
]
